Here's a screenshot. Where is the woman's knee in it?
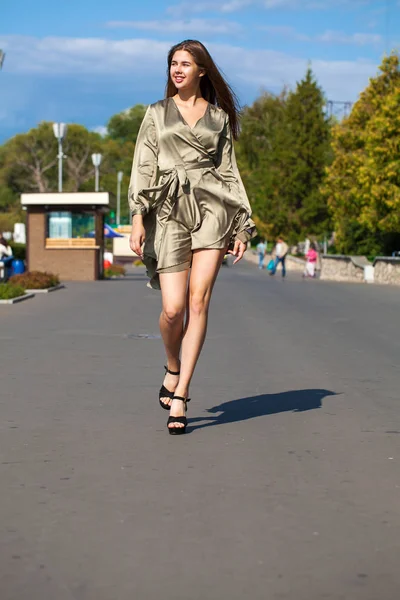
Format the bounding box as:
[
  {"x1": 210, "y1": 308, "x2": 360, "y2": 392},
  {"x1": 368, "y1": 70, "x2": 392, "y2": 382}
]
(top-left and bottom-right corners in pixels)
[
  {"x1": 162, "y1": 305, "x2": 185, "y2": 325},
  {"x1": 189, "y1": 290, "x2": 210, "y2": 316}
]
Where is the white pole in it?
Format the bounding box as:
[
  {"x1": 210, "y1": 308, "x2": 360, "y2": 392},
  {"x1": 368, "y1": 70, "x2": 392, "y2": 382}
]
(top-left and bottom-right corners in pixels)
[
  {"x1": 58, "y1": 139, "x2": 63, "y2": 193},
  {"x1": 91, "y1": 154, "x2": 102, "y2": 192},
  {"x1": 53, "y1": 123, "x2": 67, "y2": 193},
  {"x1": 117, "y1": 171, "x2": 123, "y2": 226}
]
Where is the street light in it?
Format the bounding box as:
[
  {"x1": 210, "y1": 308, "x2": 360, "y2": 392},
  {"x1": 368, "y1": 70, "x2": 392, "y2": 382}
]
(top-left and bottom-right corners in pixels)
[
  {"x1": 91, "y1": 153, "x2": 102, "y2": 192},
  {"x1": 116, "y1": 171, "x2": 123, "y2": 226},
  {"x1": 53, "y1": 123, "x2": 67, "y2": 193},
  {"x1": 0, "y1": 50, "x2": 5, "y2": 70}
]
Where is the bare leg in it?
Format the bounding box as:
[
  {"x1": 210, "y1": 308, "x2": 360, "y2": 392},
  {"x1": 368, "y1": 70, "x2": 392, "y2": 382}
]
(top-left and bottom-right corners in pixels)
[
  {"x1": 159, "y1": 269, "x2": 190, "y2": 406},
  {"x1": 169, "y1": 248, "x2": 226, "y2": 429}
]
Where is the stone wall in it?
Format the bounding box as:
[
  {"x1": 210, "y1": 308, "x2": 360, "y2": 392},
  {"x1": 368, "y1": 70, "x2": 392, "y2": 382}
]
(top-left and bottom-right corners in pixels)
[
  {"x1": 320, "y1": 255, "x2": 367, "y2": 283},
  {"x1": 373, "y1": 257, "x2": 400, "y2": 285}
]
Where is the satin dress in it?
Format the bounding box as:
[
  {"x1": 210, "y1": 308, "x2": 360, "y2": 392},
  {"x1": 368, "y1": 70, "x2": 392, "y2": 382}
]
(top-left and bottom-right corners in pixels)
[{"x1": 128, "y1": 97, "x2": 256, "y2": 289}]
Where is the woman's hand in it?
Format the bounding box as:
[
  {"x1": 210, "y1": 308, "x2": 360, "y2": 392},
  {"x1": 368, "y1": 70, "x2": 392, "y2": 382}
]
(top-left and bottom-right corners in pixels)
[
  {"x1": 129, "y1": 215, "x2": 146, "y2": 259},
  {"x1": 228, "y1": 239, "x2": 247, "y2": 265}
]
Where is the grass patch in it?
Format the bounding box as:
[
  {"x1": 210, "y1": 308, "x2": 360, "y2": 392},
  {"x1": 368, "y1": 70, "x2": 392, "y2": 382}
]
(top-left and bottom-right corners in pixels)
[{"x1": 0, "y1": 283, "x2": 25, "y2": 299}]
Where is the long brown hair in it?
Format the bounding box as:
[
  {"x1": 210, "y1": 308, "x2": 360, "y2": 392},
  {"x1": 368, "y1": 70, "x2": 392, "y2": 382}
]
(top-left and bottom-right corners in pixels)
[{"x1": 165, "y1": 39, "x2": 240, "y2": 139}]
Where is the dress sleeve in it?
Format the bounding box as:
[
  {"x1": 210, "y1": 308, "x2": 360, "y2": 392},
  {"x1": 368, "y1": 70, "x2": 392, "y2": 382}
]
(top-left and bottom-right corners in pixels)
[
  {"x1": 216, "y1": 115, "x2": 256, "y2": 244},
  {"x1": 128, "y1": 106, "x2": 158, "y2": 215}
]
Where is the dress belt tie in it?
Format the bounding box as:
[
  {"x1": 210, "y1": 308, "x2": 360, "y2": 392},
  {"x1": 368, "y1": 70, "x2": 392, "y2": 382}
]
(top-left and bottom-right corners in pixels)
[
  {"x1": 159, "y1": 159, "x2": 215, "y2": 189},
  {"x1": 136, "y1": 160, "x2": 220, "y2": 213}
]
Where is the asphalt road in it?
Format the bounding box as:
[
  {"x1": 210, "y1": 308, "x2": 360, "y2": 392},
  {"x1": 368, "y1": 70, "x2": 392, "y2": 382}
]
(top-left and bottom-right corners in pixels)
[{"x1": 1, "y1": 260, "x2": 400, "y2": 600}]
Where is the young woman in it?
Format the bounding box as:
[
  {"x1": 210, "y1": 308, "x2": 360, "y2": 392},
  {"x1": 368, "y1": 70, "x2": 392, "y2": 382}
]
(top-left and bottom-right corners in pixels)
[{"x1": 128, "y1": 40, "x2": 256, "y2": 435}]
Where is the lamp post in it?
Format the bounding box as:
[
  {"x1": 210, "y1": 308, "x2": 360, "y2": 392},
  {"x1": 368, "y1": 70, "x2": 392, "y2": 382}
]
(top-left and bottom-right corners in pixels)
[
  {"x1": 116, "y1": 171, "x2": 123, "y2": 226},
  {"x1": 91, "y1": 153, "x2": 102, "y2": 192},
  {"x1": 52, "y1": 123, "x2": 67, "y2": 192},
  {"x1": 0, "y1": 50, "x2": 5, "y2": 70}
]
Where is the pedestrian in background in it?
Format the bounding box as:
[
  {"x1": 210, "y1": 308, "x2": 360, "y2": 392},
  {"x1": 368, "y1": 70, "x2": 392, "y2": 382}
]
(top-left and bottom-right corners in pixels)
[
  {"x1": 256, "y1": 238, "x2": 267, "y2": 269},
  {"x1": 270, "y1": 236, "x2": 288, "y2": 278},
  {"x1": 0, "y1": 234, "x2": 13, "y2": 281},
  {"x1": 0, "y1": 234, "x2": 12, "y2": 260},
  {"x1": 303, "y1": 242, "x2": 318, "y2": 278}
]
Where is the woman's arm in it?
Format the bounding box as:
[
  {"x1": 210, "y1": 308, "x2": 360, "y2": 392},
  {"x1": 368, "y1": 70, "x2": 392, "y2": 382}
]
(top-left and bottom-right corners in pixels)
[
  {"x1": 216, "y1": 115, "x2": 256, "y2": 244},
  {"x1": 128, "y1": 106, "x2": 158, "y2": 216},
  {"x1": 128, "y1": 106, "x2": 158, "y2": 256}
]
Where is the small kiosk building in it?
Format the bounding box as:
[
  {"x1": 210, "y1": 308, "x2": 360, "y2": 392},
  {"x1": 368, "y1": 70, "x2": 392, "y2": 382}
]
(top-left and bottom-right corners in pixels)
[{"x1": 21, "y1": 192, "x2": 109, "y2": 281}]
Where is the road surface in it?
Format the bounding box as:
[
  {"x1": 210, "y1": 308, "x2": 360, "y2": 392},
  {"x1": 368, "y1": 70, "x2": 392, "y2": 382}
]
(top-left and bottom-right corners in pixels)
[{"x1": 1, "y1": 261, "x2": 399, "y2": 599}]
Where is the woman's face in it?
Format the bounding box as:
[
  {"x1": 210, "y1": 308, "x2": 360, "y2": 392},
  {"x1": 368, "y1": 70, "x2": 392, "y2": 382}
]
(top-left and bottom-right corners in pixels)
[{"x1": 170, "y1": 50, "x2": 204, "y2": 92}]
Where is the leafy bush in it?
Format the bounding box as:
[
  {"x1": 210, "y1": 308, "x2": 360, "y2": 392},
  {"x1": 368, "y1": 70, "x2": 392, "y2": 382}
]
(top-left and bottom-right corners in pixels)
[
  {"x1": 0, "y1": 283, "x2": 25, "y2": 299},
  {"x1": 104, "y1": 264, "x2": 126, "y2": 277},
  {"x1": 9, "y1": 243, "x2": 26, "y2": 261},
  {"x1": 9, "y1": 271, "x2": 60, "y2": 289}
]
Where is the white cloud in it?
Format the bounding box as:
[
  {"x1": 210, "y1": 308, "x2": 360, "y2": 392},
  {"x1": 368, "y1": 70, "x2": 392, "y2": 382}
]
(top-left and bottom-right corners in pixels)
[
  {"x1": 317, "y1": 30, "x2": 382, "y2": 45},
  {"x1": 0, "y1": 34, "x2": 378, "y2": 102},
  {"x1": 167, "y1": 0, "x2": 372, "y2": 13},
  {"x1": 106, "y1": 18, "x2": 242, "y2": 35},
  {"x1": 0, "y1": 35, "x2": 170, "y2": 75},
  {"x1": 91, "y1": 125, "x2": 108, "y2": 136},
  {"x1": 261, "y1": 26, "x2": 382, "y2": 46},
  {"x1": 260, "y1": 25, "x2": 309, "y2": 41},
  {"x1": 210, "y1": 41, "x2": 376, "y2": 100},
  {"x1": 167, "y1": 1, "x2": 252, "y2": 16}
]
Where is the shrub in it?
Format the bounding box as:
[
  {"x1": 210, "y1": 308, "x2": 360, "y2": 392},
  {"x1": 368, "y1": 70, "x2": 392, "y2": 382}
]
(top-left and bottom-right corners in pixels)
[
  {"x1": 9, "y1": 271, "x2": 60, "y2": 289},
  {"x1": 104, "y1": 264, "x2": 126, "y2": 277},
  {"x1": 0, "y1": 283, "x2": 25, "y2": 300},
  {"x1": 9, "y1": 243, "x2": 26, "y2": 261}
]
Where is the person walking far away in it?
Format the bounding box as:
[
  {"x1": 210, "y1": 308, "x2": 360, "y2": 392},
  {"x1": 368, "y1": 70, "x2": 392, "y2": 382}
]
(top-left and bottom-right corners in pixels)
[
  {"x1": 0, "y1": 234, "x2": 12, "y2": 260},
  {"x1": 0, "y1": 234, "x2": 13, "y2": 280},
  {"x1": 256, "y1": 238, "x2": 267, "y2": 269},
  {"x1": 270, "y1": 236, "x2": 288, "y2": 278},
  {"x1": 303, "y1": 242, "x2": 318, "y2": 278},
  {"x1": 128, "y1": 39, "x2": 256, "y2": 435}
]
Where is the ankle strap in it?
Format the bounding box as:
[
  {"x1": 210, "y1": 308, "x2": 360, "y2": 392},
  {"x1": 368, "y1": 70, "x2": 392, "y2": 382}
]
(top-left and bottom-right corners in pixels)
[
  {"x1": 173, "y1": 396, "x2": 190, "y2": 403},
  {"x1": 164, "y1": 365, "x2": 180, "y2": 376}
]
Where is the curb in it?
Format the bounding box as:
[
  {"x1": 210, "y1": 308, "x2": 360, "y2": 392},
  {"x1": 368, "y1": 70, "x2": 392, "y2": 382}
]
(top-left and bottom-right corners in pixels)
[
  {"x1": 0, "y1": 293, "x2": 35, "y2": 305},
  {"x1": 25, "y1": 284, "x2": 65, "y2": 294}
]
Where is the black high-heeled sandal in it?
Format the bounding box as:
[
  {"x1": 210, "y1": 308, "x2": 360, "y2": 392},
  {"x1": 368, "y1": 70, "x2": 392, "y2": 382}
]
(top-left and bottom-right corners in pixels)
[
  {"x1": 159, "y1": 366, "x2": 180, "y2": 410},
  {"x1": 167, "y1": 396, "x2": 191, "y2": 435}
]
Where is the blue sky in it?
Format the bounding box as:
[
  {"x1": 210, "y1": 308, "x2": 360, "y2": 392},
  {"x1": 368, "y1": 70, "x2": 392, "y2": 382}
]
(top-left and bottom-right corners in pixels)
[{"x1": 0, "y1": 0, "x2": 399, "y2": 142}]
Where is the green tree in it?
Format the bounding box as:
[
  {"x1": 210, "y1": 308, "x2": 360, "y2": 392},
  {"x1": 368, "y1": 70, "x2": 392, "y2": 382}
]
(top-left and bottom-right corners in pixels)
[
  {"x1": 277, "y1": 67, "x2": 331, "y2": 240},
  {"x1": 107, "y1": 104, "x2": 147, "y2": 144},
  {"x1": 0, "y1": 122, "x2": 57, "y2": 194},
  {"x1": 324, "y1": 53, "x2": 400, "y2": 255},
  {"x1": 63, "y1": 125, "x2": 103, "y2": 192},
  {"x1": 236, "y1": 91, "x2": 288, "y2": 240}
]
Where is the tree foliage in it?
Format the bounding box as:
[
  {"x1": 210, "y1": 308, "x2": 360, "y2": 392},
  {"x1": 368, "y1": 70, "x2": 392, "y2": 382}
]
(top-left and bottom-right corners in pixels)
[
  {"x1": 237, "y1": 68, "x2": 331, "y2": 243},
  {"x1": 0, "y1": 111, "x2": 139, "y2": 224},
  {"x1": 106, "y1": 104, "x2": 147, "y2": 144},
  {"x1": 324, "y1": 53, "x2": 400, "y2": 255}
]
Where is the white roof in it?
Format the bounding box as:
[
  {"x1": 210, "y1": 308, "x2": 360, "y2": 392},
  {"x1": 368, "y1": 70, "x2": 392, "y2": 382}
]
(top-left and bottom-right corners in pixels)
[{"x1": 21, "y1": 192, "x2": 109, "y2": 206}]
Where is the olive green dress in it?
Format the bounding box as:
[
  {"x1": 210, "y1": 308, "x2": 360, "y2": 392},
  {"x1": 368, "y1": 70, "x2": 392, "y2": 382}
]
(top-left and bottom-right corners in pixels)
[{"x1": 128, "y1": 97, "x2": 256, "y2": 289}]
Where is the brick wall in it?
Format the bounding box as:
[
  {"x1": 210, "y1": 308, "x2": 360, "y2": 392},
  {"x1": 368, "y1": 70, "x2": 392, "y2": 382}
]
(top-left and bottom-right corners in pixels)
[{"x1": 28, "y1": 210, "x2": 100, "y2": 281}]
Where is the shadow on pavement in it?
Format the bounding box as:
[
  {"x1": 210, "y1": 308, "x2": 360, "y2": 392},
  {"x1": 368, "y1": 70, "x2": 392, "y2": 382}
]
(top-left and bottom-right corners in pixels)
[{"x1": 188, "y1": 389, "x2": 337, "y2": 432}]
